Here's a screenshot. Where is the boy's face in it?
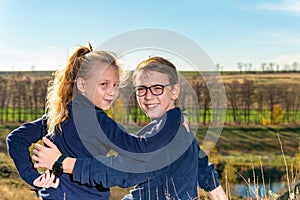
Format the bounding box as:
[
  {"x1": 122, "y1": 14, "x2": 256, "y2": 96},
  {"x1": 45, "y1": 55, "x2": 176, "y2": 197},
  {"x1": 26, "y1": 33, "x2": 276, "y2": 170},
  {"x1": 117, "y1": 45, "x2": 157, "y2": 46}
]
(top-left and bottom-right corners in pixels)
[
  {"x1": 77, "y1": 65, "x2": 120, "y2": 110},
  {"x1": 135, "y1": 70, "x2": 179, "y2": 119}
]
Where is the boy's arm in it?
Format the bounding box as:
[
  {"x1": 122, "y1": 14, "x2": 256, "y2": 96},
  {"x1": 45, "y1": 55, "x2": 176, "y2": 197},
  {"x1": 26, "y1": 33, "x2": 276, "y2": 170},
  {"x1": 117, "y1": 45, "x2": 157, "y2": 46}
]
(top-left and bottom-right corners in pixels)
[
  {"x1": 33, "y1": 137, "x2": 75, "y2": 174},
  {"x1": 33, "y1": 138, "x2": 169, "y2": 188},
  {"x1": 72, "y1": 156, "x2": 169, "y2": 188},
  {"x1": 197, "y1": 151, "x2": 228, "y2": 199},
  {"x1": 206, "y1": 185, "x2": 228, "y2": 200},
  {"x1": 197, "y1": 147, "x2": 220, "y2": 191}
]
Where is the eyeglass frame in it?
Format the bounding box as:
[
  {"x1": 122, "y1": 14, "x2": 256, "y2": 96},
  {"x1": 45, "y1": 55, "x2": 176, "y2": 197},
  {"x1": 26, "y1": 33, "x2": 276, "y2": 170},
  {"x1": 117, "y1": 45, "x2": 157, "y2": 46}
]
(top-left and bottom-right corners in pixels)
[{"x1": 133, "y1": 83, "x2": 173, "y2": 97}]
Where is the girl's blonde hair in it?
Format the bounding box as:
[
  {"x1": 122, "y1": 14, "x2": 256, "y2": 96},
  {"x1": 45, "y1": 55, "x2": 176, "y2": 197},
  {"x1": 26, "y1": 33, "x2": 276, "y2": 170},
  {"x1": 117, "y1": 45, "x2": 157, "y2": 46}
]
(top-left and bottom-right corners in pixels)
[{"x1": 46, "y1": 45, "x2": 118, "y2": 137}]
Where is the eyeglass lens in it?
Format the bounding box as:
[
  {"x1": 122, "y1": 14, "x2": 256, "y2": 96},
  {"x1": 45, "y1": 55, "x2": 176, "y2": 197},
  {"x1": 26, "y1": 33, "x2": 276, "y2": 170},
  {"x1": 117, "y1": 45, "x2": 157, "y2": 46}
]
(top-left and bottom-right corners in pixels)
[{"x1": 135, "y1": 84, "x2": 171, "y2": 97}]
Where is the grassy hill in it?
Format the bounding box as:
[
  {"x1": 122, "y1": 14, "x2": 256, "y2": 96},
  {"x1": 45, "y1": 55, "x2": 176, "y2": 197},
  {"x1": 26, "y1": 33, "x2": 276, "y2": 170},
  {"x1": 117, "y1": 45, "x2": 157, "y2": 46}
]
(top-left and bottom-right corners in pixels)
[{"x1": 200, "y1": 126, "x2": 300, "y2": 156}]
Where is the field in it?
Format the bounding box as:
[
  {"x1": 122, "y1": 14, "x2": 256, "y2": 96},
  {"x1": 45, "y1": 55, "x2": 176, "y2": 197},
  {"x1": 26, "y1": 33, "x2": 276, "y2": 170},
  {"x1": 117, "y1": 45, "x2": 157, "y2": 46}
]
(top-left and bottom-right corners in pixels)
[
  {"x1": 221, "y1": 72, "x2": 300, "y2": 84},
  {"x1": 1, "y1": 71, "x2": 300, "y2": 199}
]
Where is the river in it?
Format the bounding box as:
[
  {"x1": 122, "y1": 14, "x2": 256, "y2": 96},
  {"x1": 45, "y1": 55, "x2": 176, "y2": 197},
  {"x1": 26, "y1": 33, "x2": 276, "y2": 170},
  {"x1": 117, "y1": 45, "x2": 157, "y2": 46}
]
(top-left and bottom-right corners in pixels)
[{"x1": 233, "y1": 182, "x2": 288, "y2": 198}]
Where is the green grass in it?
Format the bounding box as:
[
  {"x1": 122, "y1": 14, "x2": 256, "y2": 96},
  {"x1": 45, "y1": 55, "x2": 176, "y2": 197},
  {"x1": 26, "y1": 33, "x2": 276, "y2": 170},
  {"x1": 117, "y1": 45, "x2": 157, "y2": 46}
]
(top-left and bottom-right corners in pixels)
[
  {"x1": 123, "y1": 107, "x2": 300, "y2": 127},
  {"x1": 200, "y1": 126, "x2": 300, "y2": 156},
  {"x1": 0, "y1": 108, "x2": 44, "y2": 123}
]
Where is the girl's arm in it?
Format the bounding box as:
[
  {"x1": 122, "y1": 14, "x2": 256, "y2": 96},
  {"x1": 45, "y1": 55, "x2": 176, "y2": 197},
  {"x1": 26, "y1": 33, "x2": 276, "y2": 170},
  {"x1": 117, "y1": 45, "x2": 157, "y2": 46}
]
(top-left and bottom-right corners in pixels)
[
  {"x1": 6, "y1": 117, "x2": 45, "y2": 186},
  {"x1": 75, "y1": 107, "x2": 182, "y2": 157}
]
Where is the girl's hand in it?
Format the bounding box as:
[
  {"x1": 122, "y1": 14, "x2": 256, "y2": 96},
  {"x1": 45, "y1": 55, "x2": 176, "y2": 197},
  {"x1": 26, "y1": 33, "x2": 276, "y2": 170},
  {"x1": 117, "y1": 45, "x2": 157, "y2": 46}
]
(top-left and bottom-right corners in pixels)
[
  {"x1": 33, "y1": 170, "x2": 59, "y2": 188},
  {"x1": 32, "y1": 137, "x2": 62, "y2": 169},
  {"x1": 183, "y1": 115, "x2": 190, "y2": 133}
]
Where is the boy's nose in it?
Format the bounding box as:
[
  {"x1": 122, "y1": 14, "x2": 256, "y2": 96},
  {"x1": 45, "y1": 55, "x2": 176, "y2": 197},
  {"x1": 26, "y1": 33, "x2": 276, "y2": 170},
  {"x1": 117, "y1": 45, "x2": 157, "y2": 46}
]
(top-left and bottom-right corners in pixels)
[{"x1": 144, "y1": 89, "x2": 154, "y2": 99}]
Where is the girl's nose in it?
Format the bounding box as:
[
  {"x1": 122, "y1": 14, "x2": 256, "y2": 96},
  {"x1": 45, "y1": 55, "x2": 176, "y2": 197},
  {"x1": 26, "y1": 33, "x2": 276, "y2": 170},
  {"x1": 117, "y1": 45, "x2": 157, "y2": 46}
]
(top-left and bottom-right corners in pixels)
[{"x1": 109, "y1": 86, "x2": 119, "y2": 96}]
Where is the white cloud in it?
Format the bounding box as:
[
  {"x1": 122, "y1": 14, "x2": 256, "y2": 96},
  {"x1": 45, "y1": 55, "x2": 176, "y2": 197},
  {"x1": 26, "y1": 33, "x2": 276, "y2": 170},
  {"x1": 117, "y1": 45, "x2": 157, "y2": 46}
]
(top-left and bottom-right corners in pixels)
[{"x1": 258, "y1": 0, "x2": 300, "y2": 14}]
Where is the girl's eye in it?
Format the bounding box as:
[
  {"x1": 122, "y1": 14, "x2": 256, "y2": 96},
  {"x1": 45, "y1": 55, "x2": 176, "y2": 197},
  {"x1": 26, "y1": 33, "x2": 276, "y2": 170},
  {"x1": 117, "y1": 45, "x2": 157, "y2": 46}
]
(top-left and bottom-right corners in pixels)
[
  {"x1": 100, "y1": 82, "x2": 108, "y2": 87},
  {"x1": 114, "y1": 83, "x2": 120, "y2": 88}
]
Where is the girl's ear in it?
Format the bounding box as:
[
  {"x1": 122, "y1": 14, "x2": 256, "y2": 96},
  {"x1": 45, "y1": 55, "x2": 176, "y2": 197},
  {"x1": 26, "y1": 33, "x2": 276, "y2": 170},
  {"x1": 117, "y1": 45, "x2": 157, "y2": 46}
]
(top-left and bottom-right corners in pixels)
[
  {"x1": 76, "y1": 78, "x2": 86, "y2": 94},
  {"x1": 171, "y1": 83, "x2": 180, "y2": 101}
]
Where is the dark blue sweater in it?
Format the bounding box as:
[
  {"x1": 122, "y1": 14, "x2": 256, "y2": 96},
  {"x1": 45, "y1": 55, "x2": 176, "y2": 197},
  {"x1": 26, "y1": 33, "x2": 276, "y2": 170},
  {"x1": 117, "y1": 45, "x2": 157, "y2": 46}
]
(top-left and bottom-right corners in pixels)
[
  {"x1": 6, "y1": 94, "x2": 182, "y2": 200},
  {"x1": 72, "y1": 112, "x2": 220, "y2": 199}
]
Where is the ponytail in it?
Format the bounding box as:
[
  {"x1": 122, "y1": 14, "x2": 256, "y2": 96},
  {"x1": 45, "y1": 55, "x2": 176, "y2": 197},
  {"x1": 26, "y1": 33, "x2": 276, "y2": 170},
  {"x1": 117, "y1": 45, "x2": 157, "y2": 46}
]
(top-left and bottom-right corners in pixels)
[{"x1": 46, "y1": 46, "x2": 91, "y2": 137}]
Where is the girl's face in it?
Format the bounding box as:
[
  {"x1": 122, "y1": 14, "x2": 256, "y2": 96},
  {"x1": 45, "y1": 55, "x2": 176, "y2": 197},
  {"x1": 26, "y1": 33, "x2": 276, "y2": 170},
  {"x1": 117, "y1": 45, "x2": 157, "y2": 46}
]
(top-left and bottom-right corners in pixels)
[
  {"x1": 134, "y1": 70, "x2": 179, "y2": 119},
  {"x1": 77, "y1": 64, "x2": 120, "y2": 110}
]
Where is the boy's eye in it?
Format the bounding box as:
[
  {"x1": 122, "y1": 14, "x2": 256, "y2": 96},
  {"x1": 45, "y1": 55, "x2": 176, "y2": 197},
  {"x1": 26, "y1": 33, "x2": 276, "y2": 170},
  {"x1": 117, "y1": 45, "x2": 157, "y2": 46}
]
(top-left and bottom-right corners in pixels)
[{"x1": 136, "y1": 87, "x2": 146, "y2": 92}]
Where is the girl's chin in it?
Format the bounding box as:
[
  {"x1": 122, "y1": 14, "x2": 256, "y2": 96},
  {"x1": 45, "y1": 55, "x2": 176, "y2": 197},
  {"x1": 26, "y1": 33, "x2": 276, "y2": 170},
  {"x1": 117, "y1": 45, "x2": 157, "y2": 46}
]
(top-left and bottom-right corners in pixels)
[{"x1": 99, "y1": 105, "x2": 112, "y2": 111}]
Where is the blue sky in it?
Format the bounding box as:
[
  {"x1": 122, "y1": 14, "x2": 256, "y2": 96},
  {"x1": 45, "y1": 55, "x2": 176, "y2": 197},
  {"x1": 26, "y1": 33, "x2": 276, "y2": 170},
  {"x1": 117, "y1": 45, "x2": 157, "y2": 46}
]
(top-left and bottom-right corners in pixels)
[{"x1": 0, "y1": 0, "x2": 300, "y2": 71}]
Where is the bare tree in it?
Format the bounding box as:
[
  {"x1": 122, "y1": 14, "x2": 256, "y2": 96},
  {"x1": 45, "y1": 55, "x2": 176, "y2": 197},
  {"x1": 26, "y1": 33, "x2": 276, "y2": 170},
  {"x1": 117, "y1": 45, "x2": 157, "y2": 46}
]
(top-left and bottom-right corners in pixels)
[
  {"x1": 292, "y1": 62, "x2": 299, "y2": 71},
  {"x1": 237, "y1": 62, "x2": 243, "y2": 73},
  {"x1": 261, "y1": 63, "x2": 267, "y2": 72},
  {"x1": 255, "y1": 85, "x2": 265, "y2": 124},
  {"x1": 241, "y1": 80, "x2": 255, "y2": 124},
  {"x1": 226, "y1": 81, "x2": 242, "y2": 124},
  {"x1": 264, "y1": 84, "x2": 280, "y2": 124}
]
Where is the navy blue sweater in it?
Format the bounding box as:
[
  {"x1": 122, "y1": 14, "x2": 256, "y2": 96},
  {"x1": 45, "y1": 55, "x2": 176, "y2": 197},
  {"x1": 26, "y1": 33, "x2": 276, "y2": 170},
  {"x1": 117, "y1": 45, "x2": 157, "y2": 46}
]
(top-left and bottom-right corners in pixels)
[
  {"x1": 72, "y1": 113, "x2": 220, "y2": 199},
  {"x1": 6, "y1": 94, "x2": 182, "y2": 200}
]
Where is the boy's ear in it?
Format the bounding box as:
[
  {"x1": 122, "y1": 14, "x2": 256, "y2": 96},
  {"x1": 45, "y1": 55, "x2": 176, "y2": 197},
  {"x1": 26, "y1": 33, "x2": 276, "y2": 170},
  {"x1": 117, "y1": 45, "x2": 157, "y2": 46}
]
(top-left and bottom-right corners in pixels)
[
  {"x1": 171, "y1": 83, "x2": 180, "y2": 100},
  {"x1": 76, "y1": 78, "x2": 86, "y2": 93}
]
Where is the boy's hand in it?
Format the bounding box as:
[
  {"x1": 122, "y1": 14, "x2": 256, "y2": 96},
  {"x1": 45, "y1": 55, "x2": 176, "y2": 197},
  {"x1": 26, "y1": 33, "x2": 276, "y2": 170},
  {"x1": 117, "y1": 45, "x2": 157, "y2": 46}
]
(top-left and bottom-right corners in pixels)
[{"x1": 32, "y1": 137, "x2": 62, "y2": 169}]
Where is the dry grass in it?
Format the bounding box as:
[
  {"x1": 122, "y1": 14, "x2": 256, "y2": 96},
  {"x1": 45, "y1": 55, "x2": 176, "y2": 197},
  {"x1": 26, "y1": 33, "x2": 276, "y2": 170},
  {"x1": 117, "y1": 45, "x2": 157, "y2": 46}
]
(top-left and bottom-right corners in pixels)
[
  {"x1": 0, "y1": 183, "x2": 38, "y2": 200},
  {"x1": 222, "y1": 73, "x2": 300, "y2": 85}
]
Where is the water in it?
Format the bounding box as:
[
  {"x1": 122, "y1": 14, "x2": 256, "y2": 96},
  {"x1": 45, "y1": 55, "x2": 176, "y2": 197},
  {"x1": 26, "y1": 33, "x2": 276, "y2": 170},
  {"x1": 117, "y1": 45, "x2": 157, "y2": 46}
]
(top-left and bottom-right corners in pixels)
[{"x1": 234, "y1": 182, "x2": 287, "y2": 198}]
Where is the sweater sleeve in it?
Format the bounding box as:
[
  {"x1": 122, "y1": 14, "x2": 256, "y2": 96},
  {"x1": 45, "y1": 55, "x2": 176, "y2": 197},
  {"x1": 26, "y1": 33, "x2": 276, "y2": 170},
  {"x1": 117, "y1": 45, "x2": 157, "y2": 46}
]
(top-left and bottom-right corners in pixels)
[
  {"x1": 73, "y1": 156, "x2": 169, "y2": 188},
  {"x1": 96, "y1": 108, "x2": 182, "y2": 154},
  {"x1": 72, "y1": 109, "x2": 183, "y2": 187},
  {"x1": 6, "y1": 117, "x2": 45, "y2": 187},
  {"x1": 197, "y1": 147, "x2": 220, "y2": 191}
]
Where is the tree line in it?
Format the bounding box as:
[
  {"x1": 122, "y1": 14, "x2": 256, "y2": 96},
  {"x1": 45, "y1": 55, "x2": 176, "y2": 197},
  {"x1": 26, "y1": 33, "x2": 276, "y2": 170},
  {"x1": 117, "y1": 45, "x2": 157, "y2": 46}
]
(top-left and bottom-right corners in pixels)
[
  {"x1": 190, "y1": 77, "x2": 300, "y2": 126},
  {"x1": 0, "y1": 75, "x2": 49, "y2": 123},
  {"x1": 216, "y1": 61, "x2": 300, "y2": 72},
  {"x1": 1, "y1": 73, "x2": 300, "y2": 126}
]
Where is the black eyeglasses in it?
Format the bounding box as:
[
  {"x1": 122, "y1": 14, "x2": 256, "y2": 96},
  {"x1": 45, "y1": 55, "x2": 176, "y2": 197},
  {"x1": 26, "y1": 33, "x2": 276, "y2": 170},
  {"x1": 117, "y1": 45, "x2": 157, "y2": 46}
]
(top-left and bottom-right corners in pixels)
[{"x1": 134, "y1": 83, "x2": 173, "y2": 97}]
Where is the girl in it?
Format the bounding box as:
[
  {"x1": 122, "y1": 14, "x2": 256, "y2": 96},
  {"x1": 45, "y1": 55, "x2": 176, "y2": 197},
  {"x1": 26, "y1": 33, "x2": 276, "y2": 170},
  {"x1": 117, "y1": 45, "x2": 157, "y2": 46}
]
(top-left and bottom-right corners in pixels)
[
  {"x1": 6, "y1": 47, "x2": 183, "y2": 200},
  {"x1": 32, "y1": 57, "x2": 227, "y2": 199}
]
